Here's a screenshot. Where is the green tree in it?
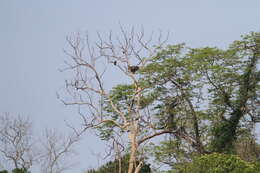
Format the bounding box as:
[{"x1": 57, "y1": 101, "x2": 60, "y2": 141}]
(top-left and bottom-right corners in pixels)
[
  {"x1": 140, "y1": 31, "x2": 259, "y2": 152},
  {"x1": 137, "y1": 32, "x2": 260, "y2": 169}
]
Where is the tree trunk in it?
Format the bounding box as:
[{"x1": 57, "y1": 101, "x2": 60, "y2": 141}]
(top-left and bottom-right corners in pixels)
[
  {"x1": 128, "y1": 122, "x2": 139, "y2": 173},
  {"x1": 212, "y1": 110, "x2": 243, "y2": 153},
  {"x1": 212, "y1": 47, "x2": 259, "y2": 153}
]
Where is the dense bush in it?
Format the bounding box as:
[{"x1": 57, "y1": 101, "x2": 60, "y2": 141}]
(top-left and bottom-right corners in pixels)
[
  {"x1": 172, "y1": 153, "x2": 259, "y2": 173},
  {"x1": 0, "y1": 170, "x2": 8, "y2": 173},
  {"x1": 0, "y1": 169, "x2": 29, "y2": 173}
]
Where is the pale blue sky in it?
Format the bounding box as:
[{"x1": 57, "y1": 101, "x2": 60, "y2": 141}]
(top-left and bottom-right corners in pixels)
[{"x1": 0, "y1": 0, "x2": 260, "y2": 172}]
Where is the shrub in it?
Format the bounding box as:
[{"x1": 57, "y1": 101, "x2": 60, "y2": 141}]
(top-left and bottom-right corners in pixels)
[{"x1": 172, "y1": 153, "x2": 258, "y2": 173}]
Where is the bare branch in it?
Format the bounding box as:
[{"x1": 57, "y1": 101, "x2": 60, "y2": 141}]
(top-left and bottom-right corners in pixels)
[
  {"x1": 40, "y1": 129, "x2": 80, "y2": 173},
  {"x1": 0, "y1": 114, "x2": 39, "y2": 170}
]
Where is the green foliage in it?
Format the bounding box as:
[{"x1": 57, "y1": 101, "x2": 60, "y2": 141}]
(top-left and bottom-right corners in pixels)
[
  {"x1": 96, "y1": 84, "x2": 136, "y2": 140},
  {"x1": 0, "y1": 168, "x2": 29, "y2": 173},
  {"x1": 11, "y1": 168, "x2": 29, "y2": 173},
  {"x1": 172, "y1": 153, "x2": 258, "y2": 173},
  {"x1": 0, "y1": 170, "x2": 8, "y2": 173},
  {"x1": 136, "y1": 32, "x2": 259, "y2": 169}
]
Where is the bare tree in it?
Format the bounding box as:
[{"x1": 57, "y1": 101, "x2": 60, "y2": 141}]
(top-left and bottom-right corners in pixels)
[
  {"x1": 0, "y1": 114, "x2": 81, "y2": 173},
  {"x1": 39, "y1": 129, "x2": 80, "y2": 173},
  {"x1": 61, "y1": 27, "x2": 177, "y2": 173},
  {"x1": 0, "y1": 113, "x2": 38, "y2": 170}
]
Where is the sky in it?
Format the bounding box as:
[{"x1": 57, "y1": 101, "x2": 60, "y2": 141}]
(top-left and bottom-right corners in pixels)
[{"x1": 0, "y1": 0, "x2": 260, "y2": 172}]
